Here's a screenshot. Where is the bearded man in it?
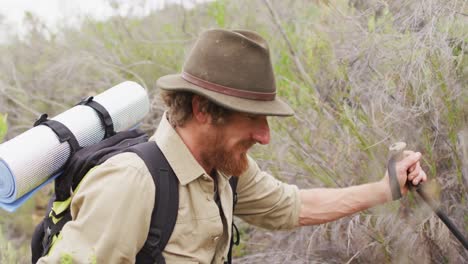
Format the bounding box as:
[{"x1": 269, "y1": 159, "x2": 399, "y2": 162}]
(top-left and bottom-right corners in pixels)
[{"x1": 38, "y1": 29, "x2": 426, "y2": 264}]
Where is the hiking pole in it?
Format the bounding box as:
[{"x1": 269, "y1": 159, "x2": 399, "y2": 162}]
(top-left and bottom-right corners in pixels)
[
  {"x1": 414, "y1": 184, "x2": 468, "y2": 250},
  {"x1": 388, "y1": 142, "x2": 468, "y2": 250}
]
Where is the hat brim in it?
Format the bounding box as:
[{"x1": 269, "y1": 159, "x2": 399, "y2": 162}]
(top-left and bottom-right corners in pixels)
[{"x1": 157, "y1": 74, "x2": 294, "y2": 117}]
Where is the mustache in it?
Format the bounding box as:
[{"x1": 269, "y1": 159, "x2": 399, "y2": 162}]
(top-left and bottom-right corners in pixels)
[{"x1": 238, "y1": 140, "x2": 256, "y2": 150}]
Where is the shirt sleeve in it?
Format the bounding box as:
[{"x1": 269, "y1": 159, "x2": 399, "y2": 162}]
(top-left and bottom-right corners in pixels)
[
  {"x1": 37, "y1": 152, "x2": 156, "y2": 264},
  {"x1": 234, "y1": 156, "x2": 301, "y2": 230}
]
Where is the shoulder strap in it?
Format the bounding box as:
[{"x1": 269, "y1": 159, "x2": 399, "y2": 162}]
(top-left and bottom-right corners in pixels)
[
  {"x1": 129, "y1": 142, "x2": 179, "y2": 264},
  {"x1": 226, "y1": 176, "x2": 239, "y2": 264},
  {"x1": 229, "y1": 177, "x2": 239, "y2": 208}
]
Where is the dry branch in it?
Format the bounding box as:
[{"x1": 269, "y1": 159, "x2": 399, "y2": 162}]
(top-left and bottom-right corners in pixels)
[{"x1": 262, "y1": 0, "x2": 320, "y2": 98}]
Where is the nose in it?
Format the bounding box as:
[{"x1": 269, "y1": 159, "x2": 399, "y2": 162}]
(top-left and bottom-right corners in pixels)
[{"x1": 252, "y1": 117, "x2": 270, "y2": 145}]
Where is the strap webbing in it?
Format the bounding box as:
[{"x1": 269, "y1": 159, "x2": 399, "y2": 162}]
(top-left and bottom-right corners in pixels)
[
  {"x1": 130, "y1": 142, "x2": 179, "y2": 264},
  {"x1": 226, "y1": 176, "x2": 239, "y2": 264},
  {"x1": 78, "y1": 97, "x2": 115, "y2": 138},
  {"x1": 42, "y1": 211, "x2": 72, "y2": 255},
  {"x1": 34, "y1": 114, "x2": 81, "y2": 157}
]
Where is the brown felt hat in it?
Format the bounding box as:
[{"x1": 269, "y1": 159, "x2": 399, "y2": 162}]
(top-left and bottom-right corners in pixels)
[{"x1": 156, "y1": 29, "x2": 294, "y2": 116}]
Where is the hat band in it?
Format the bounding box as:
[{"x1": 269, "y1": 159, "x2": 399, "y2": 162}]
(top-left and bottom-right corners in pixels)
[{"x1": 181, "y1": 72, "x2": 276, "y2": 101}]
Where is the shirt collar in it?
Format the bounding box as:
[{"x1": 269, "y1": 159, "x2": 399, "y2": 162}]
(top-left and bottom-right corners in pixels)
[{"x1": 149, "y1": 112, "x2": 206, "y2": 186}]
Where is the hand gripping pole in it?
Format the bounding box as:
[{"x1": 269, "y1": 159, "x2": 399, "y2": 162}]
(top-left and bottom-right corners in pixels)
[{"x1": 388, "y1": 142, "x2": 468, "y2": 250}]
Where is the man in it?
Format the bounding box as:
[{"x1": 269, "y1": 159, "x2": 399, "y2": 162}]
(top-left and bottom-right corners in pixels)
[{"x1": 38, "y1": 29, "x2": 426, "y2": 263}]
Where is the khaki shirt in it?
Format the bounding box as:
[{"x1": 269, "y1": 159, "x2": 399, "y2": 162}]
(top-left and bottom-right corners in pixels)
[{"x1": 39, "y1": 113, "x2": 301, "y2": 264}]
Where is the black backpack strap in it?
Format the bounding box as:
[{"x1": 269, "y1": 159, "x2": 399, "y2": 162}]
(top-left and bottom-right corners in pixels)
[
  {"x1": 41, "y1": 211, "x2": 72, "y2": 255},
  {"x1": 128, "y1": 142, "x2": 179, "y2": 264},
  {"x1": 31, "y1": 193, "x2": 73, "y2": 264},
  {"x1": 229, "y1": 177, "x2": 239, "y2": 207},
  {"x1": 34, "y1": 114, "x2": 81, "y2": 156},
  {"x1": 226, "y1": 176, "x2": 239, "y2": 264},
  {"x1": 78, "y1": 97, "x2": 116, "y2": 138}
]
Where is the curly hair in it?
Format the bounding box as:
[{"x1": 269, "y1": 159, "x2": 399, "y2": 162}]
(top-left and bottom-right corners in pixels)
[{"x1": 161, "y1": 91, "x2": 233, "y2": 127}]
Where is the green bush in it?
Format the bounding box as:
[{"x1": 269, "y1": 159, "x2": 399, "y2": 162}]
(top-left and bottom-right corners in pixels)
[{"x1": 0, "y1": 113, "x2": 7, "y2": 143}]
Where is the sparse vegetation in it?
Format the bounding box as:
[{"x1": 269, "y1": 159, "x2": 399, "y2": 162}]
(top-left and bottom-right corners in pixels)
[
  {"x1": 0, "y1": 114, "x2": 6, "y2": 142},
  {"x1": 0, "y1": 0, "x2": 466, "y2": 263}
]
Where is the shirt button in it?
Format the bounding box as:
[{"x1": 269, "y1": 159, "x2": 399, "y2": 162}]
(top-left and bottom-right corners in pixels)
[
  {"x1": 202, "y1": 174, "x2": 210, "y2": 181},
  {"x1": 213, "y1": 236, "x2": 220, "y2": 243}
]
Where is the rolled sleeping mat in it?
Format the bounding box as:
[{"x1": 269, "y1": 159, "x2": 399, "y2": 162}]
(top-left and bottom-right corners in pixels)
[{"x1": 0, "y1": 81, "x2": 150, "y2": 212}]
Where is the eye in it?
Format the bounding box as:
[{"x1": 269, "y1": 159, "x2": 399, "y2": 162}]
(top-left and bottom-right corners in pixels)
[
  {"x1": 244, "y1": 114, "x2": 268, "y2": 123},
  {"x1": 246, "y1": 114, "x2": 257, "y2": 120}
]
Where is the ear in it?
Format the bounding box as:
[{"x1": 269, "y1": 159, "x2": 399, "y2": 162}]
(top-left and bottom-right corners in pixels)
[{"x1": 192, "y1": 95, "x2": 211, "y2": 124}]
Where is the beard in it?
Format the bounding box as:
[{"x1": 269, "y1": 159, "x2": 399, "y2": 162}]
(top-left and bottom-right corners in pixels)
[
  {"x1": 202, "y1": 138, "x2": 255, "y2": 176},
  {"x1": 214, "y1": 140, "x2": 254, "y2": 176}
]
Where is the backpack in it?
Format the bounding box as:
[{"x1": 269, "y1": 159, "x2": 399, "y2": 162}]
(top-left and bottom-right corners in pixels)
[{"x1": 30, "y1": 98, "x2": 240, "y2": 264}]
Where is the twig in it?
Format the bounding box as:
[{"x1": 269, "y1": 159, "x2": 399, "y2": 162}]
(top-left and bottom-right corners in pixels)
[
  {"x1": 2, "y1": 85, "x2": 68, "y2": 110},
  {"x1": 345, "y1": 241, "x2": 378, "y2": 264},
  {"x1": 262, "y1": 0, "x2": 320, "y2": 98},
  {"x1": 96, "y1": 59, "x2": 148, "y2": 90},
  {"x1": 364, "y1": 135, "x2": 392, "y2": 150},
  {"x1": 0, "y1": 83, "x2": 41, "y2": 116}
]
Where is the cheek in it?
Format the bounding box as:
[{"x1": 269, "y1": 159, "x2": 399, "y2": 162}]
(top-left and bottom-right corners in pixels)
[
  {"x1": 225, "y1": 139, "x2": 241, "y2": 151},
  {"x1": 221, "y1": 138, "x2": 244, "y2": 155},
  {"x1": 223, "y1": 131, "x2": 246, "y2": 146},
  {"x1": 218, "y1": 123, "x2": 254, "y2": 149}
]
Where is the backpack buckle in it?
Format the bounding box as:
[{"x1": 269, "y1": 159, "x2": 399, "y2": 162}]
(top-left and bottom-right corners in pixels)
[
  {"x1": 77, "y1": 96, "x2": 94, "y2": 106},
  {"x1": 34, "y1": 114, "x2": 49, "y2": 127},
  {"x1": 42, "y1": 226, "x2": 52, "y2": 250}
]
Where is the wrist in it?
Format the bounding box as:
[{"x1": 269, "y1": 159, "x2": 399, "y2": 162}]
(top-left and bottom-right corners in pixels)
[{"x1": 378, "y1": 177, "x2": 393, "y2": 203}]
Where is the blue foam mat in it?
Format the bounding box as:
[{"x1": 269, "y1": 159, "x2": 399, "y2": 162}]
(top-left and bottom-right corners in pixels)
[{"x1": 0, "y1": 172, "x2": 61, "y2": 213}]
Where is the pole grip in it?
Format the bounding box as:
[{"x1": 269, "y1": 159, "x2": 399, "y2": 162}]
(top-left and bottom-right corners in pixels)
[{"x1": 388, "y1": 142, "x2": 406, "y2": 200}]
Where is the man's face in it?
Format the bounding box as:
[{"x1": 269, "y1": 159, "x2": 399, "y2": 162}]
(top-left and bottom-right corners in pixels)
[{"x1": 203, "y1": 112, "x2": 270, "y2": 176}]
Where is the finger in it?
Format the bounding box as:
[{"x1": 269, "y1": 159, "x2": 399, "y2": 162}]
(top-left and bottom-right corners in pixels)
[
  {"x1": 408, "y1": 162, "x2": 417, "y2": 173},
  {"x1": 407, "y1": 162, "x2": 421, "y2": 181},
  {"x1": 412, "y1": 170, "x2": 427, "y2": 185},
  {"x1": 403, "y1": 150, "x2": 417, "y2": 156},
  {"x1": 415, "y1": 170, "x2": 427, "y2": 184},
  {"x1": 399, "y1": 152, "x2": 422, "y2": 173},
  {"x1": 402, "y1": 151, "x2": 417, "y2": 173}
]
